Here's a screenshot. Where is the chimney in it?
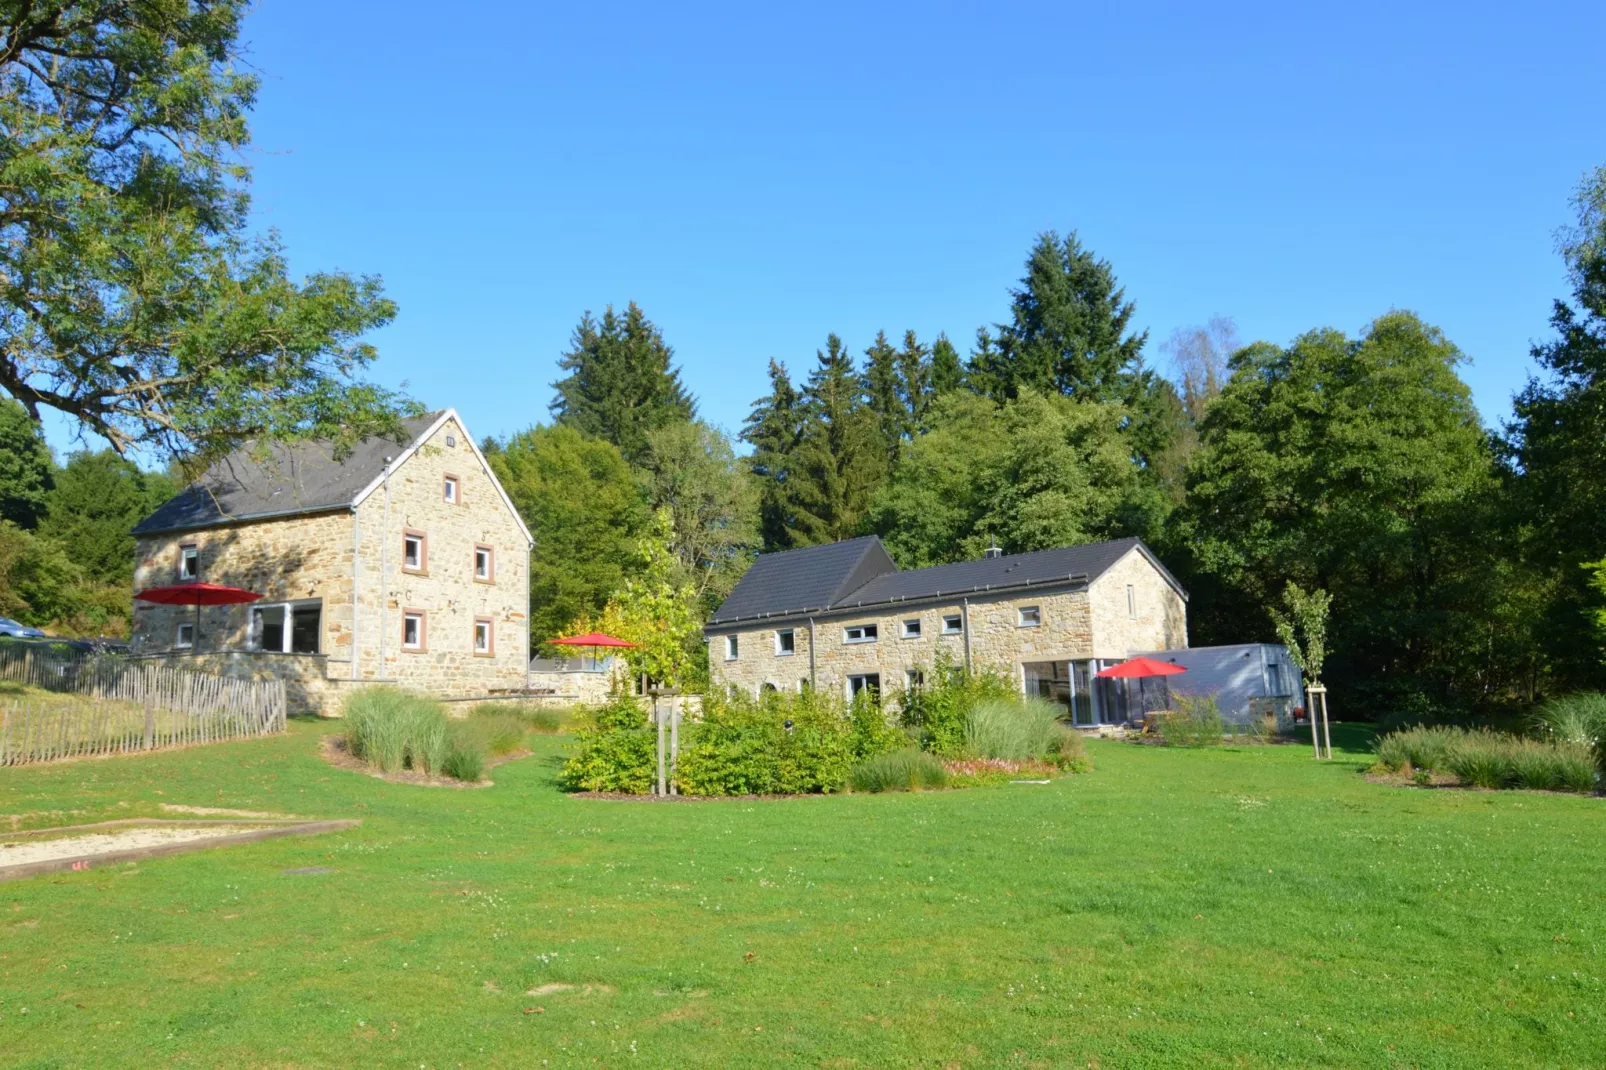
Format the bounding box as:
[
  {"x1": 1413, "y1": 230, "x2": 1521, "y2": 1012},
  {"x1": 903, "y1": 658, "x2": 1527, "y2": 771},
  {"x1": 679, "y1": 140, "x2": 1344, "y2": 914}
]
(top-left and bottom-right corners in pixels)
[{"x1": 983, "y1": 541, "x2": 1003, "y2": 560}]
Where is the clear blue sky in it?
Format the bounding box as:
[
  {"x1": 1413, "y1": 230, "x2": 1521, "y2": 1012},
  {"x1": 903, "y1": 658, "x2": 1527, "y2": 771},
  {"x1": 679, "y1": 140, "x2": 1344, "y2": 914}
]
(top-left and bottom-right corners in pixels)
[{"x1": 42, "y1": 0, "x2": 1606, "y2": 456}]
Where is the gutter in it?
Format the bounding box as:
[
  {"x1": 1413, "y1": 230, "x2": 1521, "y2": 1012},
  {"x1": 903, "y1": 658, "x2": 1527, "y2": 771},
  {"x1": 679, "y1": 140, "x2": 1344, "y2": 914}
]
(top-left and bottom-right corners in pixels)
[{"x1": 350, "y1": 504, "x2": 361, "y2": 681}]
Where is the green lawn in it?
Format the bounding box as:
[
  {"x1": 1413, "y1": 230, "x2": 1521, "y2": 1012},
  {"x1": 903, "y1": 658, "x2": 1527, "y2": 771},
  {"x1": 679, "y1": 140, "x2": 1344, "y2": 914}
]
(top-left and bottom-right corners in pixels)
[{"x1": 1, "y1": 721, "x2": 1602, "y2": 1068}]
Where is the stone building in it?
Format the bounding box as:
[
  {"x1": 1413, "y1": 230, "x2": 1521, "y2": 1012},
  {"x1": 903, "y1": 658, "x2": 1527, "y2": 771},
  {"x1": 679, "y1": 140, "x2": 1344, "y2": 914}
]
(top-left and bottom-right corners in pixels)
[
  {"x1": 130, "y1": 410, "x2": 532, "y2": 715},
  {"x1": 705, "y1": 536, "x2": 1188, "y2": 727}
]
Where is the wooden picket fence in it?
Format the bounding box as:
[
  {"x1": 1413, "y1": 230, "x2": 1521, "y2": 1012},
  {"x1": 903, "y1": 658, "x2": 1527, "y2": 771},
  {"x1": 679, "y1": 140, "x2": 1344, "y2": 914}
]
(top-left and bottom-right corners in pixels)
[{"x1": 0, "y1": 642, "x2": 286, "y2": 766}]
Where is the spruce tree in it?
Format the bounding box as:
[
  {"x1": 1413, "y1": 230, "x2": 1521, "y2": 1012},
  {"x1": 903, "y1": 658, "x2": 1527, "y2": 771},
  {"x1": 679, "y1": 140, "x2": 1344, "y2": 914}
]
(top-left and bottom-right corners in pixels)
[
  {"x1": 862, "y1": 330, "x2": 907, "y2": 466},
  {"x1": 990, "y1": 231, "x2": 1147, "y2": 403},
  {"x1": 788, "y1": 335, "x2": 885, "y2": 546},
  {"x1": 897, "y1": 330, "x2": 933, "y2": 433},
  {"x1": 550, "y1": 302, "x2": 696, "y2": 464},
  {"x1": 928, "y1": 332, "x2": 965, "y2": 397},
  {"x1": 740, "y1": 359, "x2": 806, "y2": 552}
]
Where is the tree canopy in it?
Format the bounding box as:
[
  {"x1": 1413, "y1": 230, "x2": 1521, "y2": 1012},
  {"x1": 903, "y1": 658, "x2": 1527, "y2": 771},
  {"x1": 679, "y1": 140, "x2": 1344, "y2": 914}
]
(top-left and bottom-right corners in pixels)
[
  {"x1": 0, "y1": 0, "x2": 409, "y2": 464},
  {"x1": 0, "y1": 397, "x2": 53, "y2": 528},
  {"x1": 550, "y1": 302, "x2": 695, "y2": 465}
]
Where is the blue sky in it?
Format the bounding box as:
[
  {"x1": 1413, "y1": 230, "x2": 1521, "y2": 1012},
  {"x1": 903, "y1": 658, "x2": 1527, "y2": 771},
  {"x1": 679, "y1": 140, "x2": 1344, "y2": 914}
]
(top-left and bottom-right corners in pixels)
[{"x1": 41, "y1": 0, "x2": 1606, "y2": 456}]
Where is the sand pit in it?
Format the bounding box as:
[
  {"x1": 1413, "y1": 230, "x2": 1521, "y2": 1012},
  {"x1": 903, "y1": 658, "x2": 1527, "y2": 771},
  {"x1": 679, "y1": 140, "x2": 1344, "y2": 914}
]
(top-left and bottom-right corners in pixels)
[{"x1": 0, "y1": 817, "x2": 359, "y2": 881}]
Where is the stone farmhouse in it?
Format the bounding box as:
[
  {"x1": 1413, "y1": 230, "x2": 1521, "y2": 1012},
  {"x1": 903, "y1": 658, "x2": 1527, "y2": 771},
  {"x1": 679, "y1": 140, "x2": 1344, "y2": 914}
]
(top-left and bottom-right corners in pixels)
[
  {"x1": 705, "y1": 536, "x2": 1188, "y2": 727},
  {"x1": 130, "y1": 410, "x2": 532, "y2": 715}
]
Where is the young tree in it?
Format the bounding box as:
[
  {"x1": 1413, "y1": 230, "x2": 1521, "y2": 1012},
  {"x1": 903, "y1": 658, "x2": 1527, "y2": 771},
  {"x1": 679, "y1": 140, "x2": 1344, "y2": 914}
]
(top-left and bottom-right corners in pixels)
[
  {"x1": 0, "y1": 1, "x2": 409, "y2": 464},
  {"x1": 487, "y1": 424, "x2": 650, "y2": 646},
  {"x1": 1507, "y1": 165, "x2": 1606, "y2": 691},
  {"x1": 869, "y1": 389, "x2": 1144, "y2": 568},
  {"x1": 1178, "y1": 312, "x2": 1503, "y2": 714},
  {"x1": 550, "y1": 302, "x2": 695, "y2": 464},
  {"x1": 980, "y1": 231, "x2": 1148, "y2": 403},
  {"x1": 0, "y1": 398, "x2": 53, "y2": 528},
  {"x1": 787, "y1": 335, "x2": 885, "y2": 546},
  {"x1": 637, "y1": 420, "x2": 760, "y2": 611},
  {"x1": 740, "y1": 359, "x2": 806, "y2": 553},
  {"x1": 1270, "y1": 582, "x2": 1332, "y2": 687}
]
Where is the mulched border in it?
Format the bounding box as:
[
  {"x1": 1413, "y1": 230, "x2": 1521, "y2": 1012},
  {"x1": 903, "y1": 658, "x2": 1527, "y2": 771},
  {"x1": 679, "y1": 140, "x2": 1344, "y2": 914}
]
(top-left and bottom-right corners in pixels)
[{"x1": 318, "y1": 735, "x2": 528, "y2": 789}]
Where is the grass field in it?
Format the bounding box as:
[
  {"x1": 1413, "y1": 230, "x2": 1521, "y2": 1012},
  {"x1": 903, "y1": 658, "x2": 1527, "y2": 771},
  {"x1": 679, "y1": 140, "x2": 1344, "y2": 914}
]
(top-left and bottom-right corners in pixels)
[{"x1": 1, "y1": 720, "x2": 1602, "y2": 1068}]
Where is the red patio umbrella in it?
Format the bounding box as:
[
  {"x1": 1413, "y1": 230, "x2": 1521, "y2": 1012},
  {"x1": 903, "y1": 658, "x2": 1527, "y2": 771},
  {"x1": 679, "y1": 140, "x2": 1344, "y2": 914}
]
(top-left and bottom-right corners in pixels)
[
  {"x1": 1094, "y1": 656, "x2": 1188, "y2": 679},
  {"x1": 134, "y1": 582, "x2": 262, "y2": 651},
  {"x1": 547, "y1": 632, "x2": 636, "y2": 671}
]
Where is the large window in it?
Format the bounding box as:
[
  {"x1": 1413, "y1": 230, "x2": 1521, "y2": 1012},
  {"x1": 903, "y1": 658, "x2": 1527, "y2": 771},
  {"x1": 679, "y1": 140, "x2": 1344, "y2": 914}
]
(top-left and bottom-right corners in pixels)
[
  {"x1": 402, "y1": 530, "x2": 427, "y2": 574},
  {"x1": 775, "y1": 629, "x2": 795, "y2": 655},
  {"x1": 847, "y1": 673, "x2": 881, "y2": 700},
  {"x1": 179, "y1": 544, "x2": 199, "y2": 580},
  {"x1": 250, "y1": 601, "x2": 323, "y2": 654},
  {"x1": 844, "y1": 624, "x2": 878, "y2": 644}
]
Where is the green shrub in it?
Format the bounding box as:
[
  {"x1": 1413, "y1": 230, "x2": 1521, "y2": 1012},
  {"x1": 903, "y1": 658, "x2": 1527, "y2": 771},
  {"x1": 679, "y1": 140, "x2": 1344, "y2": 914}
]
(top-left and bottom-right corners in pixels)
[
  {"x1": 1375, "y1": 725, "x2": 1462, "y2": 773},
  {"x1": 1157, "y1": 696, "x2": 1224, "y2": 748},
  {"x1": 962, "y1": 698, "x2": 1063, "y2": 761},
  {"x1": 848, "y1": 748, "x2": 948, "y2": 792},
  {"x1": 1532, "y1": 692, "x2": 1606, "y2": 768},
  {"x1": 557, "y1": 694, "x2": 654, "y2": 793},
  {"x1": 342, "y1": 686, "x2": 482, "y2": 780},
  {"x1": 677, "y1": 689, "x2": 877, "y2": 795},
  {"x1": 897, "y1": 653, "x2": 1016, "y2": 757}
]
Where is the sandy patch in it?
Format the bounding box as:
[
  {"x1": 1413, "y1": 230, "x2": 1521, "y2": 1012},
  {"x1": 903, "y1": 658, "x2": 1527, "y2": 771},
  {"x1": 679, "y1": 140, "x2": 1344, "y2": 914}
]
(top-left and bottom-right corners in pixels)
[
  {"x1": 526, "y1": 983, "x2": 616, "y2": 997},
  {"x1": 0, "y1": 825, "x2": 261, "y2": 866},
  {"x1": 160, "y1": 804, "x2": 295, "y2": 819}
]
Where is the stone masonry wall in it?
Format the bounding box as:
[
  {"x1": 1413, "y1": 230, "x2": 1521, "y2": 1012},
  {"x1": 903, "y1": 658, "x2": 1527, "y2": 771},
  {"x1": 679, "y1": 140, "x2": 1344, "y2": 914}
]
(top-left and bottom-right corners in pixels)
[
  {"x1": 1086, "y1": 547, "x2": 1188, "y2": 658},
  {"x1": 131, "y1": 415, "x2": 531, "y2": 715}
]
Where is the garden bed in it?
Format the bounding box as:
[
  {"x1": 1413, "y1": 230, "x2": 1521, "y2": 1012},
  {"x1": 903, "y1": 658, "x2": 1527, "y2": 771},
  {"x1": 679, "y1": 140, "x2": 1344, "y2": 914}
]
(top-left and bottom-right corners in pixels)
[{"x1": 320, "y1": 734, "x2": 528, "y2": 788}]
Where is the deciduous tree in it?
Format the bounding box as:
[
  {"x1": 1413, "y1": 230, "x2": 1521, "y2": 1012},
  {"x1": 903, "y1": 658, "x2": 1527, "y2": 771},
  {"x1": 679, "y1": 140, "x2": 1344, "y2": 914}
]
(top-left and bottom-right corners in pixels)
[{"x1": 637, "y1": 420, "x2": 759, "y2": 611}]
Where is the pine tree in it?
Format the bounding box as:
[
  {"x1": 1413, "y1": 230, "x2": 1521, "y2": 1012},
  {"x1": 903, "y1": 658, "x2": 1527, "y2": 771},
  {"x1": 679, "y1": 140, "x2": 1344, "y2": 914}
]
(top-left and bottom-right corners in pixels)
[
  {"x1": 862, "y1": 330, "x2": 906, "y2": 466},
  {"x1": 740, "y1": 359, "x2": 805, "y2": 552},
  {"x1": 897, "y1": 330, "x2": 933, "y2": 433},
  {"x1": 991, "y1": 231, "x2": 1147, "y2": 403},
  {"x1": 788, "y1": 335, "x2": 885, "y2": 546},
  {"x1": 928, "y1": 332, "x2": 965, "y2": 397},
  {"x1": 550, "y1": 302, "x2": 696, "y2": 464}
]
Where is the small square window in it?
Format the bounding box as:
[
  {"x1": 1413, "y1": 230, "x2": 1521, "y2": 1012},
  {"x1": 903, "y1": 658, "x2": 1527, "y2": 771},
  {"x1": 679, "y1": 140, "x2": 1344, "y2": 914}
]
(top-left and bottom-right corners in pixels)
[
  {"x1": 443, "y1": 475, "x2": 459, "y2": 504},
  {"x1": 1126, "y1": 583, "x2": 1137, "y2": 619},
  {"x1": 901, "y1": 618, "x2": 921, "y2": 639},
  {"x1": 179, "y1": 545, "x2": 199, "y2": 580},
  {"x1": 844, "y1": 624, "x2": 878, "y2": 644},
  {"x1": 473, "y1": 617, "x2": 493, "y2": 656},
  {"x1": 725, "y1": 634, "x2": 739, "y2": 660},
  {"x1": 403, "y1": 531, "x2": 426, "y2": 573},
  {"x1": 775, "y1": 629, "x2": 795, "y2": 655},
  {"x1": 175, "y1": 621, "x2": 195, "y2": 649},
  {"x1": 402, "y1": 611, "x2": 425, "y2": 651},
  {"x1": 474, "y1": 544, "x2": 494, "y2": 582},
  {"x1": 942, "y1": 614, "x2": 963, "y2": 635},
  {"x1": 1018, "y1": 605, "x2": 1041, "y2": 628}
]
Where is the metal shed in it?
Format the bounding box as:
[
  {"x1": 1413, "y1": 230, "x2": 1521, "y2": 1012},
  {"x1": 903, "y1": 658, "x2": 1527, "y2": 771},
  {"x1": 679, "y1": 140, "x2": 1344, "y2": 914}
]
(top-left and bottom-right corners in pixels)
[{"x1": 1136, "y1": 643, "x2": 1304, "y2": 727}]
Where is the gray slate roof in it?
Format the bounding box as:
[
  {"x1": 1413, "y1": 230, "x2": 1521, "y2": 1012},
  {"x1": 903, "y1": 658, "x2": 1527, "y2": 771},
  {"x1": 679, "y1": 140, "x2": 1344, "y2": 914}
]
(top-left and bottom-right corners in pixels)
[
  {"x1": 708, "y1": 535, "x2": 1184, "y2": 629},
  {"x1": 132, "y1": 413, "x2": 442, "y2": 535}
]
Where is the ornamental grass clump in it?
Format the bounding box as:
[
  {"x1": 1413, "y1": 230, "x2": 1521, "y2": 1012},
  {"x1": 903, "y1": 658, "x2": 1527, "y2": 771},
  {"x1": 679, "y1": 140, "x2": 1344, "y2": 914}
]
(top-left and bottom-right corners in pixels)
[
  {"x1": 1375, "y1": 724, "x2": 1596, "y2": 794},
  {"x1": 342, "y1": 686, "x2": 480, "y2": 779},
  {"x1": 1532, "y1": 692, "x2": 1606, "y2": 768},
  {"x1": 962, "y1": 698, "x2": 1063, "y2": 761},
  {"x1": 898, "y1": 654, "x2": 1017, "y2": 757},
  {"x1": 848, "y1": 748, "x2": 948, "y2": 793}
]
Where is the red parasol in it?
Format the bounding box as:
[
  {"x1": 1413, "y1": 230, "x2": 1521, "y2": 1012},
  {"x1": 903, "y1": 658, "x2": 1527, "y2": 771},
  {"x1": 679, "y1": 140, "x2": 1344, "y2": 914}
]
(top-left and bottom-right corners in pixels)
[
  {"x1": 134, "y1": 582, "x2": 262, "y2": 651},
  {"x1": 547, "y1": 632, "x2": 636, "y2": 672},
  {"x1": 1094, "y1": 656, "x2": 1188, "y2": 679}
]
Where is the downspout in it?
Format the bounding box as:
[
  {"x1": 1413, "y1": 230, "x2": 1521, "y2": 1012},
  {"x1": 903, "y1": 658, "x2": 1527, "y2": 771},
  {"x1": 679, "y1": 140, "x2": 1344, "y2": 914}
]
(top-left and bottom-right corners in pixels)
[
  {"x1": 349, "y1": 504, "x2": 361, "y2": 680},
  {"x1": 961, "y1": 597, "x2": 973, "y2": 674},
  {"x1": 377, "y1": 455, "x2": 394, "y2": 672},
  {"x1": 807, "y1": 617, "x2": 816, "y2": 690}
]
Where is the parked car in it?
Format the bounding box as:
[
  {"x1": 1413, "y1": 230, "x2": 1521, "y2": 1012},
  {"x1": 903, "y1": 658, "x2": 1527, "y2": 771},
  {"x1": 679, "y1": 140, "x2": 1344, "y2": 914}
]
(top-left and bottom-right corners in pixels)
[{"x1": 0, "y1": 617, "x2": 48, "y2": 640}]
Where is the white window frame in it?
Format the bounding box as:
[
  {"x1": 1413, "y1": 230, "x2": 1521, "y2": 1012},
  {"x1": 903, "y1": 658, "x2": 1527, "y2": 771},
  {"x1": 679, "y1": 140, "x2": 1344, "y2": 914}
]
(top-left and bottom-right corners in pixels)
[
  {"x1": 724, "y1": 634, "x2": 739, "y2": 661},
  {"x1": 443, "y1": 474, "x2": 459, "y2": 504},
  {"x1": 1018, "y1": 605, "x2": 1042, "y2": 628},
  {"x1": 402, "y1": 611, "x2": 425, "y2": 652},
  {"x1": 474, "y1": 544, "x2": 494, "y2": 582},
  {"x1": 250, "y1": 599, "x2": 323, "y2": 654},
  {"x1": 843, "y1": 624, "x2": 878, "y2": 644},
  {"x1": 402, "y1": 531, "x2": 426, "y2": 574},
  {"x1": 905, "y1": 668, "x2": 924, "y2": 691},
  {"x1": 846, "y1": 673, "x2": 882, "y2": 699},
  {"x1": 901, "y1": 618, "x2": 921, "y2": 639},
  {"x1": 175, "y1": 621, "x2": 194, "y2": 649},
  {"x1": 942, "y1": 614, "x2": 963, "y2": 635},
  {"x1": 1127, "y1": 584, "x2": 1137, "y2": 619},
  {"x1": 473, "y1": 616, "x2": 494, "y2": 656},
  {"x1": 775, "y1": 629, "x2": 795, "y2": 656},
  {"x1": 179, "y1": 545, "x2": 199, "y2": 580}
]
